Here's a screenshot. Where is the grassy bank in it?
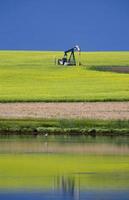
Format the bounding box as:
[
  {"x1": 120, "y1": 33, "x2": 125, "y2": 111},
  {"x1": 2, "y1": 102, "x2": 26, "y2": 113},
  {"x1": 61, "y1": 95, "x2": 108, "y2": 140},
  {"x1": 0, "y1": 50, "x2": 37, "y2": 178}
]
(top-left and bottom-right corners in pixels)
[
  {"x1": 0, "y1": 51, "x2": 129, "y2": 102},
  {"x1": 0, "y1": 119, "x2": 129, "y2": 136}
]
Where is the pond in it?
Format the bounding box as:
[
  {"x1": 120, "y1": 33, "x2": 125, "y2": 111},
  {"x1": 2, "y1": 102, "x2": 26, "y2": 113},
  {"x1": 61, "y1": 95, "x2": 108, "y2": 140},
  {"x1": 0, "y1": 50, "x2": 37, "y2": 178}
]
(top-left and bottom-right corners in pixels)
[{"x1": 0, "y1": 135, "x2": 129, "y2": 200}]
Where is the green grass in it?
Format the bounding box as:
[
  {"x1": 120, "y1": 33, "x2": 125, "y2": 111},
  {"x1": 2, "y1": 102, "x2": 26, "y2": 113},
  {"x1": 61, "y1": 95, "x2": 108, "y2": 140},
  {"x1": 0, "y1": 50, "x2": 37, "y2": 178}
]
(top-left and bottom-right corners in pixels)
[
  {"x1": 0, "y1": 154, "x2": 129, "y2": 189},
  {"x1": 0, "y1": 51, "x2": 129, "y2": 102},
  {"x1": 0, "y1": 119, "x2": 129, "y2": 135}
]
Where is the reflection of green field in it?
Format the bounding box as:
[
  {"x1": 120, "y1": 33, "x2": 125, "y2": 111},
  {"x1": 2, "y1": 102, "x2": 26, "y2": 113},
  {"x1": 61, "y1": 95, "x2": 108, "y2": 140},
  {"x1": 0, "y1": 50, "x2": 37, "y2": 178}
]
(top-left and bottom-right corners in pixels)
[
  {"x1": 0, "y1": 154, "x2": 129, "y2": 189},
  {"x1": 0, "y1": 51, "x2": 129, "y2": 102}
]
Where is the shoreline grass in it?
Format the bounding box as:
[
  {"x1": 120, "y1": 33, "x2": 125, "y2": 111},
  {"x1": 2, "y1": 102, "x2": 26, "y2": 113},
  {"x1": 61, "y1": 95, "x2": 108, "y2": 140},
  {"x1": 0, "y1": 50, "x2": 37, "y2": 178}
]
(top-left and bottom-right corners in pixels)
[{"x1": 0, "y1": 119, "x2": 129, "y2": 136}]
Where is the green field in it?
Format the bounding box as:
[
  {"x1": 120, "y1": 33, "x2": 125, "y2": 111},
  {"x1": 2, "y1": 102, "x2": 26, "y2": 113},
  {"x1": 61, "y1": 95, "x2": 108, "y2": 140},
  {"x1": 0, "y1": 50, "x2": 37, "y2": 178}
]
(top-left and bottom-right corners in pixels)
[{"x1": 0, "y1": 51, "x2": 129, "y2": 102}]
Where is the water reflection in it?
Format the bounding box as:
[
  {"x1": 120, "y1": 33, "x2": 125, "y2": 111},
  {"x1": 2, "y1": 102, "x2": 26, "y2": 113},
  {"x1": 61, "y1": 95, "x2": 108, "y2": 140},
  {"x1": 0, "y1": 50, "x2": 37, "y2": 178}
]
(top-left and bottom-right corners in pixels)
[
  {"x1": 0, "y1": 190, "x2": 129, "y2": 200},
  {"x1": 0, "y1": 135, "x2": 129, "y2": 154},
  {"x1": 57, "y1": 176, "x2": 75, "y2": 197},
  {"x1": 0, "y1": 135, "x2": 129, "y2": 200}
]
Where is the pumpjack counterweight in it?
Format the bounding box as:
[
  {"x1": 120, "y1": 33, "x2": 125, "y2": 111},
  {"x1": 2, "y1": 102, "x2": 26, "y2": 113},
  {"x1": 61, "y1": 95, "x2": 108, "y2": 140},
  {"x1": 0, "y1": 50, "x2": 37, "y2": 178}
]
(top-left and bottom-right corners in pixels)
[{"x1": 57, "y1": 45, "x2": 81, "y2": 66}]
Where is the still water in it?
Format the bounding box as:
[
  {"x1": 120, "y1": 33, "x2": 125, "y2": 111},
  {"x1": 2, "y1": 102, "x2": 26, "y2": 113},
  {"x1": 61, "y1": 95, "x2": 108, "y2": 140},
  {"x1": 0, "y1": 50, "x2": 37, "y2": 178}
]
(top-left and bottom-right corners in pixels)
[{"x1": 0, "y1": 135, "x2": 129, "y2": 200}]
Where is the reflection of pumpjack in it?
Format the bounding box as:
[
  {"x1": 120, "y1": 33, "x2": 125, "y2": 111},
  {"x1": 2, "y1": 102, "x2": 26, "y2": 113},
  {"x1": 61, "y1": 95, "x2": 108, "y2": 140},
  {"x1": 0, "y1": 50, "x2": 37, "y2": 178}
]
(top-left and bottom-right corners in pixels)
[
  {"x1": 56, "y1": 176, "x2": 75, "y2": 197},
  {"x1": 58, "y1": 45, "x2": 81, "y2": 66}
]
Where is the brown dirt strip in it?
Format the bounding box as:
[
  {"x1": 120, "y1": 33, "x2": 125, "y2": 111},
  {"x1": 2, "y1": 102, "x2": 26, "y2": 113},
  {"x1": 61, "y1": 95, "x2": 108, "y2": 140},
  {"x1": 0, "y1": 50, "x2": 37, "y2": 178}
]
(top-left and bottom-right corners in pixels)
[{"x1": 0, "y1": 102, "x2": 129, "y2": 120}]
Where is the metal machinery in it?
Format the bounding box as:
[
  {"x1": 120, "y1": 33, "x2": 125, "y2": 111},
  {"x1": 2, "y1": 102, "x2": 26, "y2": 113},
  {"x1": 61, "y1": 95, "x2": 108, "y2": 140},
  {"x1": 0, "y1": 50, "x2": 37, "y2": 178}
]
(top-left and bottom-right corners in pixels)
[{"x1": 57, "y1": 45, "x2": 81, "y2": 66}]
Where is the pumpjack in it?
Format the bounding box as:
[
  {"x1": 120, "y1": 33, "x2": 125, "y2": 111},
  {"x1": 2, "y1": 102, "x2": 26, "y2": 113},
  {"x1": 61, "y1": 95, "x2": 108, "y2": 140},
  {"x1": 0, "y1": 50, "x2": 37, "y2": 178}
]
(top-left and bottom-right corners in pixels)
[{"x1": 57, "y1": 45, "x2": 81, "y2": 66}]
